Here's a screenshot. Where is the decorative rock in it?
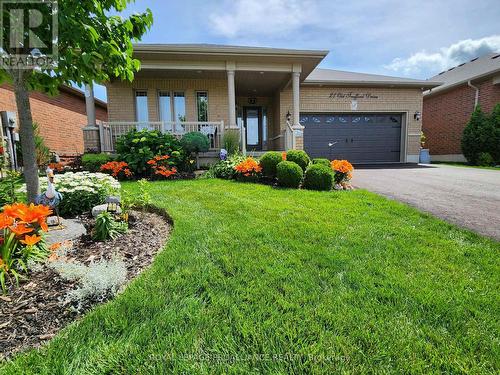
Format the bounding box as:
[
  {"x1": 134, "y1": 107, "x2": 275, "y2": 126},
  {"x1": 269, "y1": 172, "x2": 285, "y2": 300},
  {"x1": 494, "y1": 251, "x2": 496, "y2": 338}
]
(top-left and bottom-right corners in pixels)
[
  {"x1": 92, "y1": 204, "x2": 121, "y2": 218},
  {"x1": 45, "y1": 218, "x2": 87, "y2": 245}
]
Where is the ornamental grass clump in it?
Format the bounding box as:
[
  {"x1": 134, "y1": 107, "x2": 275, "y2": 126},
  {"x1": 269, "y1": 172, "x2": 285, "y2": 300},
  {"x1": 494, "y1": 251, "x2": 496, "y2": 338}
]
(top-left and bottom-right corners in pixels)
[
  {"x1": 331, "y1": 159, "x2": 354, "y2": 189},
  {"x1": 234, "y1": 157, "x2": 262, "y2": 182},
  {"x1": 0, "y1": 203, "x2": 51, "y2": 292},
  {"x1": 92, "y1": 212, "x2": 128, "y2": 242},
  {"x1": 276, "y1": 161, "x2": 303, "y2": 188}
]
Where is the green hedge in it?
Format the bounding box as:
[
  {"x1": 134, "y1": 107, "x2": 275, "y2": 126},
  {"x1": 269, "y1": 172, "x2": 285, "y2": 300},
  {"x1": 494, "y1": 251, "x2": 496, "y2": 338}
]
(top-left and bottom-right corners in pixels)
[
  {"x1": 303, "y1": 164, "x2": 334, "y2": 191},
  {"x1": 462, "y1": 104, "x2": 500, "y2": 165},
  {"x1": 81, "y1": 153, "x2": 113, "y2": 172},
  {"x1": 276, "y1": 161, "x2": 303, "y2": 188}
]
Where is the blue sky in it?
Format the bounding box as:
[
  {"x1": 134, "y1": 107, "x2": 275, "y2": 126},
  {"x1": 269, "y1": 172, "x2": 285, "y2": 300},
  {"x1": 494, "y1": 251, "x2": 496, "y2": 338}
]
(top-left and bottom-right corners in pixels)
[{"x1": 91, "y1": 0, "x2": 500, "y2": 101}]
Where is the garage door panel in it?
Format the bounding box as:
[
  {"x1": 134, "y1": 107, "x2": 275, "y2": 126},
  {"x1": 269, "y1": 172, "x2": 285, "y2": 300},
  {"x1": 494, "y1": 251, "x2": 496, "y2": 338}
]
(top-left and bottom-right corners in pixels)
[{"x1": 303, "y1": 113, "x2": 402, "y2": 163}]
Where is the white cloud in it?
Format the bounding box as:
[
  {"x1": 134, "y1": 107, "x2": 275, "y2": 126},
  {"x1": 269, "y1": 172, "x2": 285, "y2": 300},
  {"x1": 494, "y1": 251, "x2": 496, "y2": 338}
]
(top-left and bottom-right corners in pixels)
[
  {"x1": 209, "y1": 0, "x2": 316, "y2": 38},
  {"x1": 384, "y1": 35, "x2": 500, "y2": 76}
]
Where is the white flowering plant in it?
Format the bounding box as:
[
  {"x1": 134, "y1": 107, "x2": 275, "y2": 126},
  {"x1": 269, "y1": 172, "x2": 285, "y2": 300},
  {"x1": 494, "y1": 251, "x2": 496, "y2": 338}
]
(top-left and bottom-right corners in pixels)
[{"x1": 19, "y1": 172, "x2": 121, "y2": 217}]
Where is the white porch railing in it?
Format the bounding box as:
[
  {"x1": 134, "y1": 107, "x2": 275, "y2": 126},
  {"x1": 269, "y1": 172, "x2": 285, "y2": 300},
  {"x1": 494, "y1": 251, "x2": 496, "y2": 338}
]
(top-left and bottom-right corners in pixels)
[{"x1": 86, "y1": 121, "x2": 225, "y2": 152}]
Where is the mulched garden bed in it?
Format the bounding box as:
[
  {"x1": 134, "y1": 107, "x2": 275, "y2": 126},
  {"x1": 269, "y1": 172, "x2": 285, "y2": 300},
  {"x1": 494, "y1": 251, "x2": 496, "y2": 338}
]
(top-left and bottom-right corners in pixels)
[{"x1": 0, "y1": 209, "x2": 171, "y2": 360}]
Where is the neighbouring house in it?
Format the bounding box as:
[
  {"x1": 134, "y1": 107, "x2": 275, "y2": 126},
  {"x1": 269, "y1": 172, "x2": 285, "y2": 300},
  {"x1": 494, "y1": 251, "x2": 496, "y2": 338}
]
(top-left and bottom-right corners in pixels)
[
  {"x1": 0, "y1": 84, "x2": 107, "y2": 162},
  {"x1": 423, "y1": 53, "x2": 500, "y2": 162},
  {"x1": 99, "y1": 44, "x2": 440, "y2": 164}
]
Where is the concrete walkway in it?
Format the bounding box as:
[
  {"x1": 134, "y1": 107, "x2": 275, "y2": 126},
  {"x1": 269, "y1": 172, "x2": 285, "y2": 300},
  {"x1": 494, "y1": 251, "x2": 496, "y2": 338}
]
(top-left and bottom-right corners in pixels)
[{"x1": 354, "y1": 164, "x2": 500, "y2": 241}]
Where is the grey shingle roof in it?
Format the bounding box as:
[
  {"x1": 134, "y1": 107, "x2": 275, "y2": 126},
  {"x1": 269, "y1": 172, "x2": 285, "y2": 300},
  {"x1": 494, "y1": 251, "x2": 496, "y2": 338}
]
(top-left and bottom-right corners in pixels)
[
  {"x1": 305, "y1": 68, "x2": 441, "y2": 88},
  {"x1": 425, "y1": 53, "x2": 500, "y2": 95}
]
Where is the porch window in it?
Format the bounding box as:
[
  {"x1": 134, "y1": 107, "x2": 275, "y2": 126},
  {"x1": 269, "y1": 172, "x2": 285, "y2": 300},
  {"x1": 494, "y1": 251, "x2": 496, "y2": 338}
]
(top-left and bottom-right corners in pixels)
[
  {"x1": 135, "y1": 90, "x2": 149, "y2": 126},
  {"x1": 157, "y1": 91, "x2": 186, "y2": 131},
  {"x1": 196, "y1": 91, "x2": 208, "y2": 122},
  {"x1": 174, "y1": 92, "x2": 186, "y2": 122},
  {"x1": 158, "y1": 91, "x2": 172, "y2": 130}
]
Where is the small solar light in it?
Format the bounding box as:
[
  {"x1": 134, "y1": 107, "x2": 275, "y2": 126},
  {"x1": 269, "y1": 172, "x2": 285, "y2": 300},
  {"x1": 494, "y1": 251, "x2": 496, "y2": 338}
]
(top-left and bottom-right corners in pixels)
[{"x1": 106, "y1": 196, "x2": 121, "y2": 213}]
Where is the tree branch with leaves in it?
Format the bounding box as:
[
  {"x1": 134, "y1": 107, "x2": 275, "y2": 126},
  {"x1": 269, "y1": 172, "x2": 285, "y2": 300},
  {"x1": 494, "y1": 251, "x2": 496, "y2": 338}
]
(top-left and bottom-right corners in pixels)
[{"x1": 0, "y1": 0, "x2": 153, "y2": 202}]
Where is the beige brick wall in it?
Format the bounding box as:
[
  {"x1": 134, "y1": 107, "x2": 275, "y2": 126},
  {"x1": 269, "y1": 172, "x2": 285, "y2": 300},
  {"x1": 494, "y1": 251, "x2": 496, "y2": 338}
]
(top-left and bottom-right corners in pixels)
[
  {"x1": 279, "y1": 86, "x2": 424, "y2": 160},
  {"x1": 107, "y1": 78, "x2": 229, "y2": 124},
  {"x1": 107, "y1": 78, "x2": 424, "y2": 160}
]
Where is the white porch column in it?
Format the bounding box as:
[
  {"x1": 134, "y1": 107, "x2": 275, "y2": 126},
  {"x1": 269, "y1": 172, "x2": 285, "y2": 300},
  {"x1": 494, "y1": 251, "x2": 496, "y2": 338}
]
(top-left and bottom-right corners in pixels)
[
  {"x1": 292, "y1": 72, "x2": 300, "y2": 127},
  {"x1": 227, "y1": 61, "x2": 236, "y2": 129},
  {"x1": 292, "y1": 64, "x2": 302, "y2": 128}
]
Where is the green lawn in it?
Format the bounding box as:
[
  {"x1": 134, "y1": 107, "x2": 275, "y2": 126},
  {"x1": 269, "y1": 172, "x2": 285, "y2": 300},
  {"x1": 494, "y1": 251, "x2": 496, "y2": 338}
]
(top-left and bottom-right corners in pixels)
[
  {"x1": 2, "y1": 179, "x2": 499, "y2": 374},
  {"x1": 431, "y1": 162, "x2": 500, "y2": 171}
]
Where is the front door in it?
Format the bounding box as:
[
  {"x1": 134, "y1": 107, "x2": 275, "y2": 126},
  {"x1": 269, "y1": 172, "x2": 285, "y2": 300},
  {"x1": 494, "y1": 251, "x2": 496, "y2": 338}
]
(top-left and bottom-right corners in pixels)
[{"x1": 244, "y1": 107, "x2": 262, "y2": 151}]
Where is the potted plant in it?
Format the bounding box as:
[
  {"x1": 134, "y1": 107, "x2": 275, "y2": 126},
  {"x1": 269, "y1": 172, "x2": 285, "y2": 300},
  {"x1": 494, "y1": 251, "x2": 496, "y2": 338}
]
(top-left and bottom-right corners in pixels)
[{"x1": 419, "y1": 131, "x2": 430, "y2": 164}]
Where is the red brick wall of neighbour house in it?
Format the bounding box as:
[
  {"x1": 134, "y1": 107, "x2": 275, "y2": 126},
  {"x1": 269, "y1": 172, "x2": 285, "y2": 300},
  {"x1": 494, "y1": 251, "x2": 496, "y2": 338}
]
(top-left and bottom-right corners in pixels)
[
  {"x1": 0, "y1": 84, "x2": 107, "y2": 159},
  {"x1": 422, "y1": 78, "x2": 500, "y2": 156}
]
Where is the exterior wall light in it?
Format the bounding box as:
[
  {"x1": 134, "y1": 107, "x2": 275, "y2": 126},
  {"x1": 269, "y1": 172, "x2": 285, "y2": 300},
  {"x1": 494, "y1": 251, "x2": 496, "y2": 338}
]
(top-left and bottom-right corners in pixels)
[
  {"x1": 414, "y1": 111, "x2": 421, "y2": 121},
  {"x1": 286, "y1": 110, "x2": 291, "y2": 122}
]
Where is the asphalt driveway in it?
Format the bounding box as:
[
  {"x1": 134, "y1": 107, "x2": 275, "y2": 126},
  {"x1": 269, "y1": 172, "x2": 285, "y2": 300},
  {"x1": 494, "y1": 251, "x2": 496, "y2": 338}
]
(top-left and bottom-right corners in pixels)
[{"x1": 354, "y1": 164, "x2": 500, "y2": 240}]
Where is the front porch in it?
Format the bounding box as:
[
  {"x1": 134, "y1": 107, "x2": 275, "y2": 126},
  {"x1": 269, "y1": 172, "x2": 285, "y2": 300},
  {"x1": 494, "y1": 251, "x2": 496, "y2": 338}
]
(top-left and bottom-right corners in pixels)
[
  {"x1": 92, "y1": 45, "x2": 327, "y2": 158},
  {"x1": 82, "y1": 119, "x2": 298, "y2": 159}
]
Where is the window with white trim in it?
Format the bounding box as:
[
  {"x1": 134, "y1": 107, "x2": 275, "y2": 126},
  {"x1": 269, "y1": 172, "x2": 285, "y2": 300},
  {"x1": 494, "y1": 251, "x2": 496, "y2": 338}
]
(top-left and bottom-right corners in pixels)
[
  {"x1": 196, "y1": 91, "x2": 208, "y2": 122},
  {"x1": 135, "y1": 90, "x2": 149, "y2": 123}
]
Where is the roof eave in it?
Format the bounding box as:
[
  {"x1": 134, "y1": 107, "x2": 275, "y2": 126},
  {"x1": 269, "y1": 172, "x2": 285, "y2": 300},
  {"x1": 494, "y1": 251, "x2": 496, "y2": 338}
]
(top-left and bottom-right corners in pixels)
[
  {"x1": 132, "y1": 44, "x2": 329, "y2": 59},
  {"x1": 303, "y1": 80, "x2": 442, "y2": 89}
]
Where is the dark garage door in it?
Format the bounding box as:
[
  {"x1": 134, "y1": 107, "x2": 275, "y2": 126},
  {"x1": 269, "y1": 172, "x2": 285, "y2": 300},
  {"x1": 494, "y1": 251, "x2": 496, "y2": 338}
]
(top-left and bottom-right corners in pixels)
[{"x1": 302, "y1": 113, "x2": 402, "y2": 163}]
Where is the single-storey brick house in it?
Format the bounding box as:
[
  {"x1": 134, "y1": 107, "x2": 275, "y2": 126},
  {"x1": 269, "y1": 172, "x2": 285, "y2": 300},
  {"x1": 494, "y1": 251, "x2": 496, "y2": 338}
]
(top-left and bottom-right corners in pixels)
[
  {"x1": 423, "y1": 53, "x2": 500, "y2": 162},
  {"x1": 0, "y1": 84, "x2": 107, "y2": 160},
  {"x1": 104, "y1": 44, "x2": 440, "y2": 163}
]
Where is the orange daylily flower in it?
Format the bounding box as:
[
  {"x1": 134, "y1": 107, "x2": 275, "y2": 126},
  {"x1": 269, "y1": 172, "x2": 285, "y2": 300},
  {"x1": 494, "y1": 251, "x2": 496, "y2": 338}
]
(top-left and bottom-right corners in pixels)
[
  {"x1": 9, "y1": 223, "x2": 33, "y2": 236},
  {"x1": 100, "y1": 161, "x2": 132, "y2": 178},
  {"x1": 0, "y1": 212, "x2": 14, "y2": 229},
  {"x1": 234, "y1": 157, "x2": 262, "y2": 175},
  {"x1": 3, "y1": 202, "x2": 26, "y2": 219},
  {"x1": 3, "y1": 203, "x2": 51, "y2": 223},
  {"x1": 331, "y1": 159, "x2": 354, "y2": 174},
  {"x1": 20, "y1": 234, "x2": 42, "y2": 246},
  {"x1": 38, "y1": 218, "x2": 49, "y2": 232}
]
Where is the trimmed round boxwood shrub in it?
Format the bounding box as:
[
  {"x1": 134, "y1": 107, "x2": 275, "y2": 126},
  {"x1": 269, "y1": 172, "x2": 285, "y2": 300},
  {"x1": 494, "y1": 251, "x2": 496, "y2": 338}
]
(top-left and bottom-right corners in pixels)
[
  {"x1": 312, "y1": 158, "x2": 330, "y2": 168},
  {"x1": 286, "y1": 150, "x2": 310, "y2": 171},
  {"x1": 180, "y1": 131, "x2": 210, "y2": 155},
  {"x1": 303, "y1": 164, "x2": 334, "y2": 191},
  {"x1": 259, "y1": 151, "x2": 283, "y2": 178},
  {"x1": 276, "y1": 161, "x2": 303, "y2": 188}
]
